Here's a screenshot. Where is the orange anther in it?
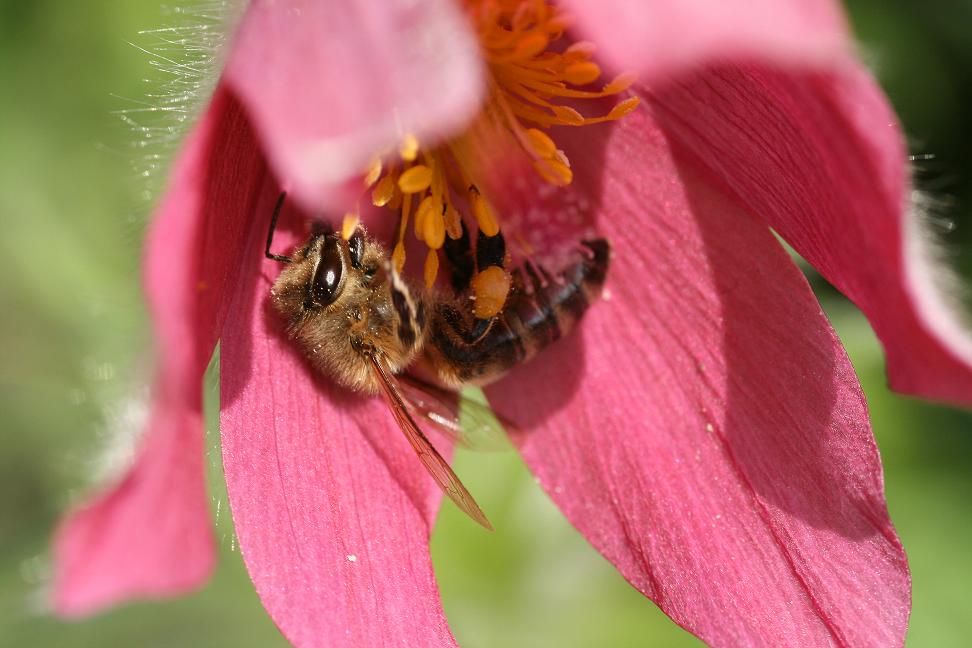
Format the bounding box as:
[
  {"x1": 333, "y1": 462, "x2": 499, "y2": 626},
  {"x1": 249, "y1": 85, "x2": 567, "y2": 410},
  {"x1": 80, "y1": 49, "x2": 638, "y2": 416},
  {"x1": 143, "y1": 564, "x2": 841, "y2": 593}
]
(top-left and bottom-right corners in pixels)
[
  {"x1": 445, "y1": 204, "x2": 463, "y2": 240},
  {"x1": 400, "y1": 134, "x2": 419, "y2": 162},
  {"x1": 565, "y1": 41, "x2": 596, "y2": 59},
  {"x1": 424, "y1": 249, "x2": 439, "y2": 289},
  {"x1": 563, "y1": 61, "x2": 601, "y2": 86},
  {"x1": 423, "y1": 208, "x2": 446, "y2": 250},
  {"x1": 398, "y1": 165, "x2": 433, "y2": 193},
  {"x1": 603, "y1": 72, "x2": 637, "y2": 94},
  {"x1": 552, "y1": 105, "x2": 585, "y2": 125},
  {"x1": 608, "y1": 96, "x2": 641, "y2": 120},
  {"x1": 532, "y1": 158, "x2": 572, "y2": 187},
  {"x1": 392, "y1": 241, "x2": 406, "y2": 275},
  {"x1": 414, "y1": 195, "x2": 435, "y2": 239},
  {"x1": 372, "y1": 175, "x2": 396, "y2": 206},
  {"x1": 470, "y1": 190, "x2": 500, "y2": 237},
  {"x1": 525, "y1": 128, "x2": 557, "y2": 158},
  {"x1": 341, "y1": 213, "x2": 360, "y2": 240},
  {"x1": 364, "y1": 157, "x2": 382, "y2": 187},
  {"x1": 513, "y1": 32, "x2": 548, "y2": 59}
]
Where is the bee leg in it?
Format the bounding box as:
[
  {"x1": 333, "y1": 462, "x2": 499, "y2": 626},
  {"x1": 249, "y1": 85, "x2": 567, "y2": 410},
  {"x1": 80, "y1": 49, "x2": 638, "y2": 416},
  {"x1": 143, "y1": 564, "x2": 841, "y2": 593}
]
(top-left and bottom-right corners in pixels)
[
  {"x1": 442, "y1": 219, "x2": 513, "y2": 342},
  {"x1": 442, "y1": 220, "x2": 475, "y2": 294},
  {"x1": 475, "y1": 227, "x2": 506, "y2": 273},
  {"x1": 469, "y1": 316, "x2": 491, "y2": 341},
  {"x1": 465, "y1": 227, "x2": 511, "y2": 338}
]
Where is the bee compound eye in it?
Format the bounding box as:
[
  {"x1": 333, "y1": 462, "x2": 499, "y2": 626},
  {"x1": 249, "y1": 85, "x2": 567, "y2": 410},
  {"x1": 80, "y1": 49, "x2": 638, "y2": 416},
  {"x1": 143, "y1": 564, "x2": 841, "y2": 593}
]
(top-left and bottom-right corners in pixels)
[{"x1": 311, "y1": 236, "x2": 344, "y2": 306}]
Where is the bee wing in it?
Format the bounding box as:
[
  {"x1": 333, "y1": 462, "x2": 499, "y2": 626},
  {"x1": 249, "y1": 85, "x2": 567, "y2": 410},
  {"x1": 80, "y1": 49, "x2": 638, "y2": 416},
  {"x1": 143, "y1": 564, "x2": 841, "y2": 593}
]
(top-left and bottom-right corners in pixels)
[
  {"x1": 369, "y1": 356, "x2": 493, "y2": 531},
  {"x1": 397, "y1": 374, "x2": 515, "y2": 452}
]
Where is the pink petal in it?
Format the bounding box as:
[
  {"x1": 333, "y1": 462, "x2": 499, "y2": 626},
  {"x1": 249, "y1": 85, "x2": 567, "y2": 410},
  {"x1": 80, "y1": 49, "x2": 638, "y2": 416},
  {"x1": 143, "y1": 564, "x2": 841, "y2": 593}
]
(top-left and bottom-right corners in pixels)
[
  {"x1": 224, "y1": 0, "x2": 485, "y2": 212},
  {"x1": 487, "y1": 109, "x2": 910, "y2": 646},
  {"x1": 219, "y1": 195, "x2": 456, "y2": 646},
  {"x1": 646, "y1": 62, "x2": 972, "y2": 406},
  {"x1": 53, "y1": 403, "x2": 212, "y2": 617},
  {"x1": 54, "y1": 86, "x2": 269, "y2": 615},
  {"x1": 559, "y1": 0, "x2": 849, "y2": 78}
]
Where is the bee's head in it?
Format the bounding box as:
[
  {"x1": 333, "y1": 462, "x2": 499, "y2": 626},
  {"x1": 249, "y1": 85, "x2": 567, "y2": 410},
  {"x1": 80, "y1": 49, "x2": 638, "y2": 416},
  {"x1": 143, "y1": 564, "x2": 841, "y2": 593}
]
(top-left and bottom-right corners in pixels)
[
  {"x1": 270, "y1": 226, "x2": 383, "y2": 325},
  {"x1": 269, "y1": 224, "x2": 423, "y2": 392}
]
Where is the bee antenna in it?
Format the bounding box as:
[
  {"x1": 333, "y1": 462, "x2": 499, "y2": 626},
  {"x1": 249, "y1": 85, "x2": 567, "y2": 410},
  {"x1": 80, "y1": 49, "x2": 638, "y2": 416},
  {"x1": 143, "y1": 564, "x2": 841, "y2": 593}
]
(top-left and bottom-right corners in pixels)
[{"x1": 265, "y1": 191, "x2": 293, "y2": 263}]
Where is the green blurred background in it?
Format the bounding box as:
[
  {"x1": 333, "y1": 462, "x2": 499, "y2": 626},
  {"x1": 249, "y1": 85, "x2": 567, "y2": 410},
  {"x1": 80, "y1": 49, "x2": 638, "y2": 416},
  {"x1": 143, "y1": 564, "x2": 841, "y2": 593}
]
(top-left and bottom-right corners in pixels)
[{"x1": 1, "y1": 1, "x2": 970, "y2": 646}]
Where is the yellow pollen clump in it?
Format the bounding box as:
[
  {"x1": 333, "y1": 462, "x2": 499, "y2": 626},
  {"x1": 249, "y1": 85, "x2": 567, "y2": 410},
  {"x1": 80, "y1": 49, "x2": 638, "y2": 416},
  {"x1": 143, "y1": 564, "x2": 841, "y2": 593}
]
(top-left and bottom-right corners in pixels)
[
  {"x1": 360, "y1": 0, "x2": 639, "y2": 288},
  {"x1": 471, "y1": 266, "x2": 512, "y2": 320}
]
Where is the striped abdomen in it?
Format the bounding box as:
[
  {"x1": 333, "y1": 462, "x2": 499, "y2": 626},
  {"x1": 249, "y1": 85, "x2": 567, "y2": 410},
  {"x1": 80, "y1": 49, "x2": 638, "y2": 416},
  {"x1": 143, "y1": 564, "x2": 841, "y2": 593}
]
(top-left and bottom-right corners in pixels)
[{"x1": 426, "y1": 239, "x2": 610, "y2": 387}]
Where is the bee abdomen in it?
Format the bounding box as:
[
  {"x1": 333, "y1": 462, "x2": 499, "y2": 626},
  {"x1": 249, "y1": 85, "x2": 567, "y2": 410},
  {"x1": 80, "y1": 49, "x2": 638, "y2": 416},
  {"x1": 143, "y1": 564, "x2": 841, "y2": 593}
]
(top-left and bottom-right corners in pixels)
[
  {"x1": 428, "y1": 239, "x2": 610, "y2": 386},
  {"x1": 516, "y1": 239, "x2": 609, "y2": 345}
]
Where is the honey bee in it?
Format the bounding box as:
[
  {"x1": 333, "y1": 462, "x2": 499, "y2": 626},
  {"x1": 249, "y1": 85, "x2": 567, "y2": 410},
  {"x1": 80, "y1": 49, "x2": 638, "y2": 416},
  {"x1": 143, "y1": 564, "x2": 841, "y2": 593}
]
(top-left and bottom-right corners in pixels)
[{"x1": 266, "y1": 193, "x2": 609, "y2": 529}]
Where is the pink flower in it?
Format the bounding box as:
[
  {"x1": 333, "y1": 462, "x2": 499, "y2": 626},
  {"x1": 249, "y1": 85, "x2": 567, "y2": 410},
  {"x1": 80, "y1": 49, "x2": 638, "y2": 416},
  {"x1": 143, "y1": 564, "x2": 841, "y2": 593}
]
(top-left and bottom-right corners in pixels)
[{"x1": 52, "y1": 0, "x2": 972, "y2": 645}]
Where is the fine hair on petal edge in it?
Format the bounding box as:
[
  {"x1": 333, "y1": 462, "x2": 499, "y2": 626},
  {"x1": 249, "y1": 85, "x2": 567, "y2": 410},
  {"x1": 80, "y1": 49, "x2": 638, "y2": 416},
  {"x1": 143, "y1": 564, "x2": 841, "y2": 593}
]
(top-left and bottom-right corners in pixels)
[
  {"x1": 116, "y1": 1, "x2": 231, "y2": 219},
  {"x1": 904, "y1": 174, "x2": 972, "y2": 364}
]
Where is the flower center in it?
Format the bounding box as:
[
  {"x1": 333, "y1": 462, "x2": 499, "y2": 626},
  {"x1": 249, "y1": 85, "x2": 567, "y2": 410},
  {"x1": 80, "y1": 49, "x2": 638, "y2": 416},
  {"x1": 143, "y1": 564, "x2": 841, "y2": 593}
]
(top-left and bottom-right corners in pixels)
[{"x1": 354, "y1": 0, "x2": 639, "y2": 312}]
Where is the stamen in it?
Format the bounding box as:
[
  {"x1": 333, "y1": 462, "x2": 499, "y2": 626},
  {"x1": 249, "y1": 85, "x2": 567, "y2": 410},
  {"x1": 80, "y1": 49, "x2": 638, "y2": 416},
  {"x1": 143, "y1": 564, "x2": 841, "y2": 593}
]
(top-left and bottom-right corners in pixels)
[
  {"x1": 372, "y1": 174, "x2": 397, "y2": 207},
  {"x1": 414, "y1": 195, "x2": 434, "y2": 239},
  {"x1": 607, "y1": 96, "x2": 641, "y2": 119},
  {"x1": 359, "y1": 0, "x2": 639, "y2": 295},
  {"x1": 603, "y1": 72, "x2": 637, "y2": 94},
  {"x1": 444, "y1": 204, "x2": 462, "y2": 240},
  {"x1": 562, "y1": 61, "x2": 600, "y2": 85},
  {"x1": 364, "y1": 158, "x2": 382, "y2": 187},
  {"x1": 524, "y1": 128, "x2": 556, "y2": 157},
  {"x1": 392, "y1": 241, "x2": 406, "y2": 275},
  {"x1": 532, "y1": 158, "x2": 572, "y2": 186},
  {"x1": 469, "y1": 186, "x2": 499, "y2": 237},
  {"x1": 341, "y1": 213, "x2": 360, "y2": 240},
  {"x1": 394, "y1": 194, "x2": 412, "y2": 273},
  {"x1": 565, "y1": 41, "x2": 596, "y2": 58},
  {"x1": 423, "y1": 203, "x2": 446, "y2": 249},
  {"x1": 424, "y1": 249, "x2": 439, "y2": 289},
  {"x1": 398, "y1": 165, "x2": 433, "y2": 194},
  {"x1": 400, "y1": 134, "x2": 420, "y2": 162}
]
